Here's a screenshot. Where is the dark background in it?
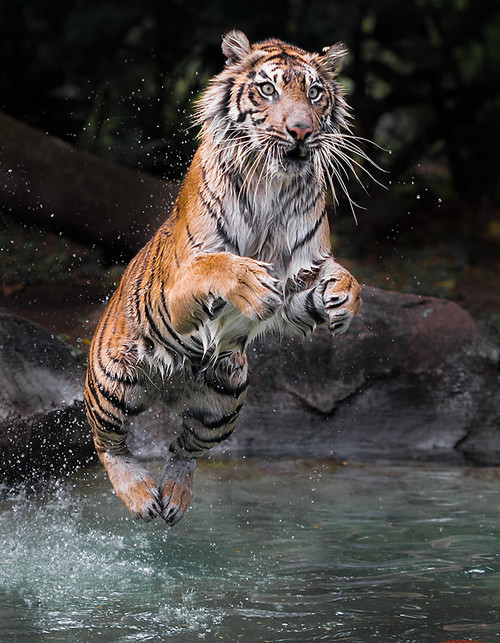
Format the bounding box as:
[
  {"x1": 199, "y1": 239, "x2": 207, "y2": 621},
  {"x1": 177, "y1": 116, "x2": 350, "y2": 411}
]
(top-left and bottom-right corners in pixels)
[{"x1": 0, "y1": 0, "x2": 499, "y2": 343}]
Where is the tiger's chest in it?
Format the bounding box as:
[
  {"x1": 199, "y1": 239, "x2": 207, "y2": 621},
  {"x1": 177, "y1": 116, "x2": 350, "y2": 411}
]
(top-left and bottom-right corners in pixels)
[
  {"x1": 221, "y1": 179, "x2": 323, "y2": 271},
  {"x1": 193, "y1": 189, "x2": 324, "y2": 356}
]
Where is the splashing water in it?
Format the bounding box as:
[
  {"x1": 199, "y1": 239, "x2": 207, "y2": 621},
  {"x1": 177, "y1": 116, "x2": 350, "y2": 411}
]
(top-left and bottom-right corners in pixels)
[{"x1": 1, "y1": 460, "x2": 499, "y2": 641}]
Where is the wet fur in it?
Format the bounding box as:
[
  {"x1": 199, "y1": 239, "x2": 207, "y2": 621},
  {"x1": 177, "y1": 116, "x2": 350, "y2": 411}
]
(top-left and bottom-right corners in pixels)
[{"x1": 85, "y1": 31, "x2": 363, "y2": 525}]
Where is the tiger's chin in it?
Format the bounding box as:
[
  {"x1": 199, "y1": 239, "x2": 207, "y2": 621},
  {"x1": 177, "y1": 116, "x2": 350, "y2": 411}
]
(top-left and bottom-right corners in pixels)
[
  {"x1": 265, "y1": 148, "x2": 315, "y2": 180},
  {"x1": 284, "y1": 150, "x2": 311, "y2": 167}
]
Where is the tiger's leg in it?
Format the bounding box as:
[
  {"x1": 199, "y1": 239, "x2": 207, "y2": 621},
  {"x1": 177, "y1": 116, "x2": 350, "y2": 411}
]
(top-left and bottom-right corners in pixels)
[
  {"x1": 84, "y1": 318, "x2": 162, "y2": 523},
  {"x1": 160, "y1": 352, "x2": 248, "y2": 525},
  {"x1": 85, "y1": 381, "x2": 161, "y2": 522}
]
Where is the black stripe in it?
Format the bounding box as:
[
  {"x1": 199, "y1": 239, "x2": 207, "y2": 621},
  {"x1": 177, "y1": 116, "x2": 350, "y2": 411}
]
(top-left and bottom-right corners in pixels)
[
  {"x1": 194, "y1": 296, "x2": 212, "y2": 318},
  {"x1": 96, "y1": 354, "x2": 141, "y2": 386},
  {"x1": 235, "y1": 82, "x2": 246, "y2": 112},
  {"x1": 184, "y1": 403, "x2": 243, "y2": 431},
  {"x1": 291, "y1": 209, "x2": 326, "y2": 253},
  {"x1": 175, "y1": 438, "x2": 200, "y2": 455},
  {"x1": 142, "y1": 246, "x2": 193, "y2": 356},
  {"x1": 261, "y1": 52, "x2": 308, "y2": 67},
  {"x1": 187, "y1": 427, "x2": 235, "y2": 447},
  {"x1": 199, "y1": 184, "x2": 239, "y2": 252},
  {"x1": 258, "y1": 69, "x2": 273, "y2": 82},
  {"x1": 280, "y1": 184, "x2": 321, "y2": 215},
  {"x1": 95, "y1": 315, "x2": 142, "y2": 386},
  {"x1": 186, "y1": 223, "x2": 204, "y2": 250},
  {"x1": 87, "y1": 371, "x2": 133, "y2": 425},
  {"x1": 86, "y1": 379, "x2": 127, "y2": 427},
  {"x1": 158, "y1": 289, "x2": 204, "y2": 358},
  {"x1": 305, "y1": 288, "x2": 327, "y2": 324},
  {"x1": 237, "y1": 108, "x2": 261, "y2": 123},
  {"x1": 89, "y1": 373, "x2": 144, "y2": 418},
  {"x1": 297, "y1": 187, "x2": 323, "y2": 214},
  {"x1": 321, "y1": 93, "x2": 332, "y2": 115},
  {"x1": 132, "y1": 243, "x2": 154, "y2": 326},
  {"x1": 247, "y1": 88, "x2": 260, "y2": 107},
  {"x1": 85, "y1": 393, "x2": 109, "y2": 430},
  {"x1": 94, "y1": 303, "x2": 141, "y2": 386},
  {"x1": 220, "y1": 77, "x2": 235, "y2": 118},
  {"x1": 91, "y1": 411, "x2": 124, "y2": 437},
  {"x1": 144, "y1": 301, "x2": 184, "y2": 355},
  {"x1": 206, "y1": 377, "x2": 249, "y2": 398}
]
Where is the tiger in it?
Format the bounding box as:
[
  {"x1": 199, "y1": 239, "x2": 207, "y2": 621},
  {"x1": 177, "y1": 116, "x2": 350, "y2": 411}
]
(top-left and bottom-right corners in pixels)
[{"x1": 84, "y1": 30, "x2": 364, "y2": 526}]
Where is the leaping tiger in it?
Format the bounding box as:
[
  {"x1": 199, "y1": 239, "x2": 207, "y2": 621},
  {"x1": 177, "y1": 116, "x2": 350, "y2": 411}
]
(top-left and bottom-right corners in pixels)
[{"x1": 84, "y1": 30, "x2": 366, "y2": 525}]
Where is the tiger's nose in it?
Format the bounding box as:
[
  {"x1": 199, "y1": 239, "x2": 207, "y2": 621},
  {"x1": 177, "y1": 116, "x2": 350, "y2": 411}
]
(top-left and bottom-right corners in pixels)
[{"x1": 287, "y1": 123, "x2": 313, "y2": 141}]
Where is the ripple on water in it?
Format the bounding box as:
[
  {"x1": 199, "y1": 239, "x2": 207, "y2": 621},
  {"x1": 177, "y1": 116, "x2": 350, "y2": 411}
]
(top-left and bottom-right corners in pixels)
[{"x1": 0, "y1": 461, "x2": 500, "y2": 641}]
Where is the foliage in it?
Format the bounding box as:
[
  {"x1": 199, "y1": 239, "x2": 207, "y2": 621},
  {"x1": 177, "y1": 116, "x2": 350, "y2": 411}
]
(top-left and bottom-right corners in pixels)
[
  {"x1": 1, "y1": 0, "x2": 499, "y2": 205},
  {"x1": 0, "y1": 217, "x2": 124, "y2": 293}
]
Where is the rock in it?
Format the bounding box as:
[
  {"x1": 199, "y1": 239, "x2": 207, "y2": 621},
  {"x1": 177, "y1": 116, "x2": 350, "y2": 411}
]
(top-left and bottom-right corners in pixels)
[
  {"x1": 2, "y1": 286, "x2": 500, "y2": 480},
  {"x1": 234, "y1": 287, "x2": 500, "y2": 463},
  {"x1": 0, "y1": 308, "x2": 93, "y2": 480},
  {"x1": 130, "y1": 287, "x2": 500, "y2": 464}
]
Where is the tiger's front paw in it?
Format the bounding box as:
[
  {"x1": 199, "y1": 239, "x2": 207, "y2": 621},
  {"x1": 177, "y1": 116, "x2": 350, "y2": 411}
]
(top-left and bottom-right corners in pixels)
[
  {"x1": 101, "y1": 453, "x2": 162, "y2": 522},
  {"x1": 160, "y1": 457, "x2": 196, "y2": 526},
  {"x1": 320, "y1": 263, "x2": 362, "y2": 336},
  {"x1": 226, "y1": 257, "x2": 282, "y2": 321},
  {"x1": 168, "y1": 253, "x2": 282, "y2": 335}
]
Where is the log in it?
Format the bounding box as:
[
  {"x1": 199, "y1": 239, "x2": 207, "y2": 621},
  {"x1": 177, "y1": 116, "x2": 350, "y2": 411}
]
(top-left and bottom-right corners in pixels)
[{"x1": 0, "y1": 111, "x2": 178, "y2": 261}]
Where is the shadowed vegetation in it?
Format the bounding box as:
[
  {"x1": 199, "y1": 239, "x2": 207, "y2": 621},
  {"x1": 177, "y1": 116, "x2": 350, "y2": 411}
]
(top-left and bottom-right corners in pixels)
[{"x1": 0, "y1": 0, "x2": 499, "y2": 339}]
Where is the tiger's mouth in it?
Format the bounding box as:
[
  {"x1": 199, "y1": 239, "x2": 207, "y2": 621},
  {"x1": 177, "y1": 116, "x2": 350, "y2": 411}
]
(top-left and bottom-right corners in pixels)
[{"x1": 284, "y1": 143, "x2": 311, "y2": 163}]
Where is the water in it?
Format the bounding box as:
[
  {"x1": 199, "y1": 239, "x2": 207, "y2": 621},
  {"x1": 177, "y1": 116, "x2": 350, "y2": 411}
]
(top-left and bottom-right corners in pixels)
[{"x1": 1, "y1": 459, "x2": 499, "y2": 642}]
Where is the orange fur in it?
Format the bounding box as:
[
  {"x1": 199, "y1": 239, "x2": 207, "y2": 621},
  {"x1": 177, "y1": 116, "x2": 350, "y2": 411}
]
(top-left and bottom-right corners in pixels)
[{"x1": 85, "y1": 31, "x2": 365, "y2": 525}]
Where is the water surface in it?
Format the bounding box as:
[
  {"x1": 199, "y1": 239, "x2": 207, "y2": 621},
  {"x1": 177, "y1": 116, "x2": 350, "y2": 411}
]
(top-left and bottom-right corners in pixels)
[{"x1": 1, "y1": 459, "x2": 499, "y2": 641}]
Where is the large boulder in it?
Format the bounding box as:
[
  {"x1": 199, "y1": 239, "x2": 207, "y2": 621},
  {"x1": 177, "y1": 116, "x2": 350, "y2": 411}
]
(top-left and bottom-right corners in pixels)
[
  {"x1": 236, "y1": 287, "x2": 500, "y2": 462},
  {"x1": 130, "y1": 287, "x2": 500, "y2": 464},
  {"x1": 0, "y1": 308, "x2": 92, "y2": 480},
  {"x1": 1, "y1": 286, "x2": 500, "y2": 481}
]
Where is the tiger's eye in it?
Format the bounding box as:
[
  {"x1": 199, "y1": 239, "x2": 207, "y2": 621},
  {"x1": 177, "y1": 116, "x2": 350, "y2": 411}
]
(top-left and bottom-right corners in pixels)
[
  {"x1": 308, "y1": 85, "x2": 322, "y2": 101},
  {"x1": 259, "y1": 82, "x2": 276, "y2": 97}
]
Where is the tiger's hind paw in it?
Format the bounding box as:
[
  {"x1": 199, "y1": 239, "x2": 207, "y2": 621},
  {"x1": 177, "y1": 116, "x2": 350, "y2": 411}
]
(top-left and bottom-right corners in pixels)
[
  {"x1": 101, "y1": 453, "x2": 162, "y2": 522},
  {"x1": 160, "y1": 457, "x2": 196, "y2": 526}
]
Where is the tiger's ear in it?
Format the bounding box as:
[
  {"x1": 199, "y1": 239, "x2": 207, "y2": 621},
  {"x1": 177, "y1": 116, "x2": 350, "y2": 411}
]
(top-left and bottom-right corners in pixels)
[
  {"x1": 319, "y1": 42, "x2": 348, "y2": 72},
  {"x1": 222, "y1": 30, "x2": 252, "y2": 66}
]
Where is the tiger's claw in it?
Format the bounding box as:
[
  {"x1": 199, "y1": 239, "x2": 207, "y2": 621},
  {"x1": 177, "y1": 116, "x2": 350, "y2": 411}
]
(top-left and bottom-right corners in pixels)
[
  {"x1": 100, "y1": 452, "x2": 162, "y2": 522},
  {"x1": 160, "y1": 457, "x2": 196, "y2": 526},
  {"x1": 318, "y1": 261, "x2": 362, "y2": 337}
]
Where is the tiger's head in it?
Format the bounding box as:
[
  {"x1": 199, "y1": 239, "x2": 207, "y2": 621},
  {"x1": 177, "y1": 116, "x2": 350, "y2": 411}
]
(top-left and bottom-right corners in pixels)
[{"x1": 196, "y1": 30, "x2": 359, "y2": 191}]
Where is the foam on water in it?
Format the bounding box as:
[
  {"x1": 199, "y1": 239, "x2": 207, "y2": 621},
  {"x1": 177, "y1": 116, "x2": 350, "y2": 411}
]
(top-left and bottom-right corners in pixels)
[{"x1": 0, "y1": 471, "x2": 227, "y2": 640}]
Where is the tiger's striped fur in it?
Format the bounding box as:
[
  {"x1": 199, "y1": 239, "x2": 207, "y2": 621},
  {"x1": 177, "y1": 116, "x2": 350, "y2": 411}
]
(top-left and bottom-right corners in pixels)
[{"x1": 84, "y1": 30, "x2": 363, "y2": 525}]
